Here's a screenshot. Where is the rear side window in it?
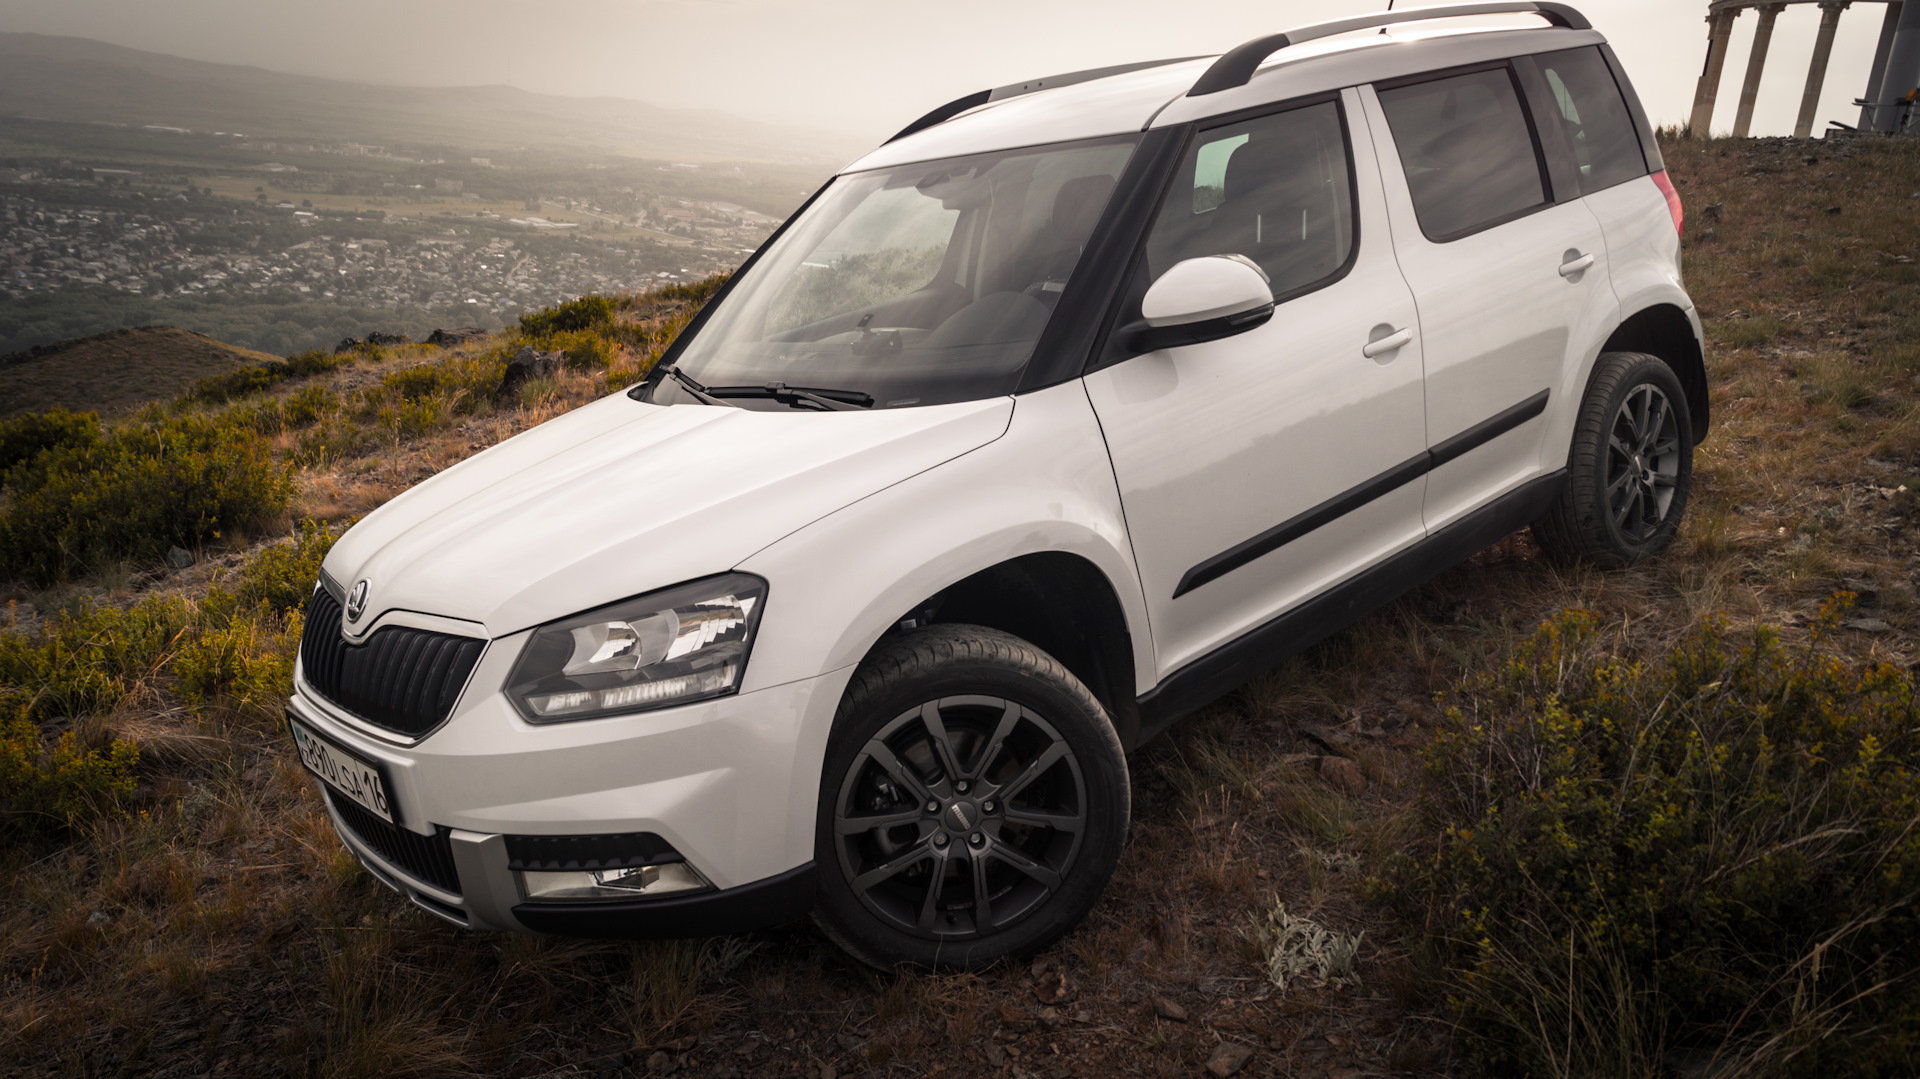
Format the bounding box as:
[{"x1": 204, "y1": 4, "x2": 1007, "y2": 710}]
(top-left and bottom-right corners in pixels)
[
  {"x1": 1377, "y1": 67, "x2": 1548, "y2": 242},
  {"x1": 1530, "y1": 46, "x2": 1648, "y2": 195},
  {"x1": 1146, "y1": 100, "x2": 1355, "y2": 301}
]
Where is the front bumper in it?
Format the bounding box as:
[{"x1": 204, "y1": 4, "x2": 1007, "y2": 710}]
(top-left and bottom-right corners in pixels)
[{"x1": 289, "y1": 640, "x2": 854, "y2": 935}]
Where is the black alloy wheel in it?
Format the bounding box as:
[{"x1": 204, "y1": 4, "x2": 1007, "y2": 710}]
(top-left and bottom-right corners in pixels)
[
  {"x1": 1533, "y1": 350, "x2": 1694, "y2": 567},
  {"x1": 833, "y1": 696, "x2": 1086, "y2": 939},
  {"x1": 813, "y1": 625, "x2": 1128, "y2": 970}
]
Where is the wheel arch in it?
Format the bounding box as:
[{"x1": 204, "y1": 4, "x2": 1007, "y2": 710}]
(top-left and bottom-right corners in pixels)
[
  {"x1": 883, "y1": 552, "x2": 1142, "y2": 749},
  {"x1": 1602, "y1": 303, "x2": 1709, "y2": 445}
]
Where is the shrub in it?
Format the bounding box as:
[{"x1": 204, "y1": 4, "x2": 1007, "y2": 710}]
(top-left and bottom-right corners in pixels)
[
  {"x1": 229, "y1": 518, "x2": 346, "y2": 614},
  {"x1": 1376, "y1": 604, "x2": 1920, "y2": 1077},
  {"x1": 0, "y1": 408, "x2": 100, "y2": 478},
  {"x1": 0, "y1": 410, "x2": 294, "y2": 586},
  {"x1": 0, "y1": 595, "x2": 194, "y2": 723},
  {"x1": 519, "y1": 294, "x2": 617, "y2": 337},
  {"x1": 0, "y1": 694, "x2": 139, "y2": 832},
  {"x1": 185, "y1": 349, "x2": 345, "y2": 406}
]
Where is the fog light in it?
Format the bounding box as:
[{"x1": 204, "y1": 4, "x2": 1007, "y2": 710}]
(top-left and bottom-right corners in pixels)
[{"x1": 516, "y1": 861, "x2": 710, "y2": 903}]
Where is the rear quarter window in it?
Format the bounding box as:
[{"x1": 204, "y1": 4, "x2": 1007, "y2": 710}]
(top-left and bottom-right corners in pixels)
[
  {"x1": 1529, "y1": 46, "x2": 1648, "y2": 195},
  {"x1": 1376, "y1": 66, "x2": 1549, "y2": 243}
]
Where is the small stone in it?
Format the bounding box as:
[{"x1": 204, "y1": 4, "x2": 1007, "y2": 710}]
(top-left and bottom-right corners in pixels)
[
  {"x1": 87, "y1": 910, "x2": 111, "y2": 928},
  {"x1": 817, "y1": 1064, "x2": 836, "y2": 1079},
  {"x1": 645, "y1": 1050, "x2": 674, "y2": 1074},
  {"x1": 1071, "y1": 1010, "x2": 1091, "y2": 1024},
  {"x1": 166, "y1": 546, "x2": 195, "y2": 570},
  {"x1": 833, "y1": 1033, "x2": 863, "y2": 1053},
  {"x1": 984, "y1": 1043, "x2": 1010, "y2": 1067},
  {"x1": 1206, "y1": 1041, "x2": 1256, "y2": 1077},
  {"x1": 1153, "y1": 997, "x2": 1188, "y2": 1021},
  {"x1": 1037, "y1": 1006, "x2": 1063, "y2": 1029},
  {"x1": 663, "y1": 1036, "x2": 697, "y2": 1053},
  {"x1": 1844, "y1": 618, "x2": 1892, "y2": 633},
  {"x1": 1033, "y1": 968, "x2": 1073, "y2": 1004},
  {"x1": 1826, "y1": 206, "x2": 1843, "y2": 215},
  {"x1": 1316, "y1": 756, "x2": 1367, "y2": 795}
]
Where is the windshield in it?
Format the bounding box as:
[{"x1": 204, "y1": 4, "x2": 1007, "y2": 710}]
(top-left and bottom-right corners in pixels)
[{"x1": 655, "y1": 135, "x2": 1139, "y2": 409}]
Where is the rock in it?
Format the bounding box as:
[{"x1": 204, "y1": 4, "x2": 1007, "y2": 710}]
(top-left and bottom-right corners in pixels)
[
  {"x1": 166, "y1": 546, "x2": 195, "y2": 570},
  {"x1": 426, "y1": 327, "x2": 489, "y2": 347},
  {"x1": 497, "y1": 346, "x2": 565, "y2": 398},
  {"x1": 645, "y1": 1049, "x2": 675, "y2": 1074},
  {"x1": 1844, "y1": 618, "x2": 1892, "y2": 633},
  {"x1": 1316, "y1": 756, "x2": 1367, "y2": 795},
  {"x1": 365, "y1": 331, "x2": 410, "y2": 346},
  {"x1": 1037, "y1": 1006, "x2": 1063, "y2": 1029},
  {"x1": 833, "y1": 1033, "x2": 863, "y2": 1053},
  {"x1": 87, "y1": 910, "x2": 111, "y2": 928},
  {"x1": 984, "y1": 1043, "x2": 1009, "y2": 1067},
  {"x1": 662, "y1": 1036, "x2": 697, "y2": 1053},
  {"x1": 333, "y1": 337, "x2": 362, "y2": 354},
  {"x1": 1205, "y1": 1041, "x2": 1256, "y2": 1077},
  {"x1": 1703, "y1": 203, "x2": 1724, "y2": 222},
  {"x1": 1841, "y1": 579, "x2": 1881, "y2": 606},
  {"x1": 1033, "y1": 967, "x2": 1073, "y2": 1004},
  {"x1": 1153, "y1": 997, "x2": 1188, "y2": 1022}
]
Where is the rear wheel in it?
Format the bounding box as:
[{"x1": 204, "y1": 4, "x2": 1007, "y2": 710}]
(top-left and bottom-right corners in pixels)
[
  {"x1": 1534, "y1": 351, "x2": 1693, "y2": 567},
  {"x1": 813, "y1": 625, "x2": 1128, "y2": 970}
]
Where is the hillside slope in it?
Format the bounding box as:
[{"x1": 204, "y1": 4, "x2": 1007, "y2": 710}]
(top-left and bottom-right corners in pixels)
[
  {"x1": 0, "y1": 32, "x2": 859, "y2": 164},
  {"x1": 0, "y1": 325, "x2": 281, "y2": 418}
]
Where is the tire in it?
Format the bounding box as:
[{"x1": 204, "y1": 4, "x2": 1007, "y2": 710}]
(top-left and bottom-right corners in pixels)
[
  {"x1": 812, "y1": 624, "x2": 1129, "y2": 971},
  {"x1": 1533, "y1": 350, "x2": 1694, "y2": 568}
]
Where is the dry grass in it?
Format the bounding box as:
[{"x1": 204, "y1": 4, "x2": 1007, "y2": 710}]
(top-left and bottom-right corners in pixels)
[
  {"x1": 2, "y1": 135, "x2": 1917, "y2": 1077},
  {"x1": 0, "y1": 326, "x2": 280, "y2": 419}
]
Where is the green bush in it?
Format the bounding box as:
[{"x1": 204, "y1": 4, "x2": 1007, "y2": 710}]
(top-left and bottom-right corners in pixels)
[
  {"x1": 519, "y1": 294, "x2": 617, "y2": 337},
  {"x1": 0, "y1": 409, "x2": 294, "y2": 586},
  {"x1": 0, "y1": 694, "x2": 138, "y2": 831},
  {"x1": 1377, "y1": 604, "x2": 1920, "y2": 1077},
  {"x1": 0, "y1": 595, "x2": 194, "y2": 723},
  {"x1": 228, "y1": 518, "x2": 346, "y2": 615},
  {"x1": 185, "y1": 348, "x2": 345, "y2": 406},
  {"x1": 0, "y1": 408, "x2": 100, "y2": 478}
]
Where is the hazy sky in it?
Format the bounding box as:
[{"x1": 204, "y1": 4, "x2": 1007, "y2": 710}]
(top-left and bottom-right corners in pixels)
[{"x1": 0, "y1": 0, "x2": 1891, "y2": 147}]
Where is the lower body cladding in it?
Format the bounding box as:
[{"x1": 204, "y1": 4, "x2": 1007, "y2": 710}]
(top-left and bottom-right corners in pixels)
[{"x1": 287, "y1": 654, "x2": 854, "y2": 937}]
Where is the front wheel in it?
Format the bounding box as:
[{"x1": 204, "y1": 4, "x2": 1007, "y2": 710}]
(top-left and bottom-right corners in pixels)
[
  {"x1": 813, "y1": 625, "x2": 1129, "y2": 970},
  {"x1": 1533, "y1": 351, "x2": 1694, "y2": 568}
]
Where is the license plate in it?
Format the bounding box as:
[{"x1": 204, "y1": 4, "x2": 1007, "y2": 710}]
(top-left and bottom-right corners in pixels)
[{"x1": 288, "y1": 713, "x2": 395, "y2": 824}]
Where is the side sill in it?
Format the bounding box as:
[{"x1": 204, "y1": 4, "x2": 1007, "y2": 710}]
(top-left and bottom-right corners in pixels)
[
  {"x1": 512, "y1": 862, "x2": 818, "y2": 940},
  {"x1": 1134, "y1": 469, "x2": 1567, "y2": 744}
]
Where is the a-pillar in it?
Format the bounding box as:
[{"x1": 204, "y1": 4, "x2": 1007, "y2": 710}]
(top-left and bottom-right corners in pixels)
[
  {"x1": 1690, "y1": 6, "x2": 1742, "y2": 138},
  {"x1": 1871, "y1": 0, "x2": 1920, "y2": 131},
  {"x1": 1861, "y1": 2, "x2": 1905, "y2": 129},
  {"x1": 1733, "y1": 3, "x2": 1785, "y2": 138},
  {"x1": 1795, "y1": 2, "x2": 1851, "y2": 138}
]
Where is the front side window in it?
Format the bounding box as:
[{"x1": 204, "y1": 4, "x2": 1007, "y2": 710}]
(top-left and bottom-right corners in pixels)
[
  {"x1": 1147, "y1": 100, "x2": 1355, "y2": 300},
  {"x1": 659, "y1": 136, "x2": 1138, "y2": 409},
  {"x1": 1531, "y1": 46, "x2": 1648, "y2": 195},
  {"x1": 1377, "y1": 66, "x2": 1549, "y2": 242}
]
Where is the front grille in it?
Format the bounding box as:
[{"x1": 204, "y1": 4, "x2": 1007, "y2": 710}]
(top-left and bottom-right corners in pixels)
[
  {"x1": 299, "y1": 587, "x2": 485, "y2": 738},
  {"x1": 325, "y1": 788, "x2": 462, "y2": 895},
  {"x1": 505, "y1": 832, "x2": 684, "y2": 872}
]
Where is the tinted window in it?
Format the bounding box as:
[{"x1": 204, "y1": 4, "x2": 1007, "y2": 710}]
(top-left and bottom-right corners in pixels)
[
  {"x1": 1146, "y1": 101, "x2": 1354, "y2": 300},
  {"x1": 1378, "y1": 67, "x2": 1548, "y2": 242},
  {"x1": 1532, "y1": 47, "x2": 1648, "y2": 194}
]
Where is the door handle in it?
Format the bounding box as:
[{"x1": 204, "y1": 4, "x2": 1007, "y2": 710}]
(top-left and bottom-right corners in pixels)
[
  {"x1": 1559, "y1": 252, "x2": 1596, "y2": 278},
  {"x1": 1362, "y1": 327, "x2": 1414, "y2": 358}
]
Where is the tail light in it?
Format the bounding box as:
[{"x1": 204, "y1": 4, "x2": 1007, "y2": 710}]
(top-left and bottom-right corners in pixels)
[{"x1": 1651, "y1": 170, "x2": 1684, "y2": 237}]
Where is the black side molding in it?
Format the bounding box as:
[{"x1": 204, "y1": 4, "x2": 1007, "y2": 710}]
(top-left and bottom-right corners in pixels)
[
  {"x1": 887, "y1": 90, "x2": 991, "y2": 144},
  {"x1": 1138, "y1": 469, "x2": 1568, "y2": 743},
  {"x1": 513, "y1": 861, "x2": 818, "y2": 940},
  {"x1": 1173, "y1": 389, "x2": 1549, "y2": 598}
]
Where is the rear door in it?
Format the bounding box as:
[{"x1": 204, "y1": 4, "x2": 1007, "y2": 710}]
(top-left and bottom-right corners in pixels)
[
  {"x1": 1360, "y1": 62, "x2": 1618, "y2": 533},
  {"x1": 1084, "y1": 89, "x2": 1428, "y2": 679}
]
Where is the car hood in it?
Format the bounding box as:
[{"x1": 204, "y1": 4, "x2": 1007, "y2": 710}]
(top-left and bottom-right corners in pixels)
[{"x1": 322, "y1": 393, "x2": 1014, "y2": 639}]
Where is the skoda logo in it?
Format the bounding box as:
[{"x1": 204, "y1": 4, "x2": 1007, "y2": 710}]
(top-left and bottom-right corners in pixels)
[
  {"x1": 345, "y1": 579, "x2": 371, "y2": 623},
  {"x1": 947, "y1": 803, "x2": 975, "y2": 831}
]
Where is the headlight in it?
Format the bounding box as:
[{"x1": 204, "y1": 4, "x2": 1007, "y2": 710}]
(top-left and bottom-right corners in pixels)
[{"x1": 505, "y1": 573, "x2": 766, "y2": 722}]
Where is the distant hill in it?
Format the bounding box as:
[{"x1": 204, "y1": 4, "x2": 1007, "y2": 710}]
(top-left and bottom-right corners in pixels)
[
  {"x1": 0, "y1": 325, "x2": 280, "y2": 418},
  {"x1": 0, "y1": 32, "x2": 861, "y2": 165}
]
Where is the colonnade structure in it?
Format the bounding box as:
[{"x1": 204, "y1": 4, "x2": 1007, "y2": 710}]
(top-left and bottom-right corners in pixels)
[{"x1": 1689, "y1": 0, "x2": 1920, "y2": 137}]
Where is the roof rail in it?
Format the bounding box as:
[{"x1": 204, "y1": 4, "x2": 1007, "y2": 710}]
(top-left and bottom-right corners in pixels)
[
  {"x1": 886, "y1": 56, "x2": 1205, "y2": 144},
  {"x1": 1186, "y1": 1, "x2": 1592, "y2": 97}
]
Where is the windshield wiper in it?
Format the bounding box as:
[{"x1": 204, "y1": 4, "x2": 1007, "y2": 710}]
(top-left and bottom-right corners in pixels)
[
  {"x1": 705, "y1": 381, "x2": 874, "y2": 412},
  {"x1": 658, "y1": 364, "x2": 733, "y2": 407}
]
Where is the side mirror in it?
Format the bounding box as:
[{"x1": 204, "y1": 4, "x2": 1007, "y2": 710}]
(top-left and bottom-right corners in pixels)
[{"x1": 1126, "y1": 254, "x2": 1275, "y2": 353}]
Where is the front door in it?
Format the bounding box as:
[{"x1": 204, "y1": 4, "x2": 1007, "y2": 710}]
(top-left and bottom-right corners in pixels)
[{"x1": 1085, "y1": 89, "x2": 1428, "y2": 681}]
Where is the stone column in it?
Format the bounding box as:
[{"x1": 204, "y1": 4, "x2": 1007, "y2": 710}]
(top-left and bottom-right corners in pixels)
[
  {"x1": 1872, "y1": 0, "x2": 1920, "y2": 131},
  {"x1": 1690, "y1": 6, "x2": 1742, "y2": 138},
  {"x1": 1733, "y1": 4, "x2": 1785, "y2": 138},
  {"x1": 1861, "y1": 2, "x2": 1906, "y2": 129},
  {"x1": 1796, "y1": 2, "x2": 1851, "y2": 138}
]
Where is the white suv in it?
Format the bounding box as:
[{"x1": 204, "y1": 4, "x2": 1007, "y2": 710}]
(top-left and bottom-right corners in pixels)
[{"x1": 287, "y1": 1, "x2": 1705, "y2": 969}]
